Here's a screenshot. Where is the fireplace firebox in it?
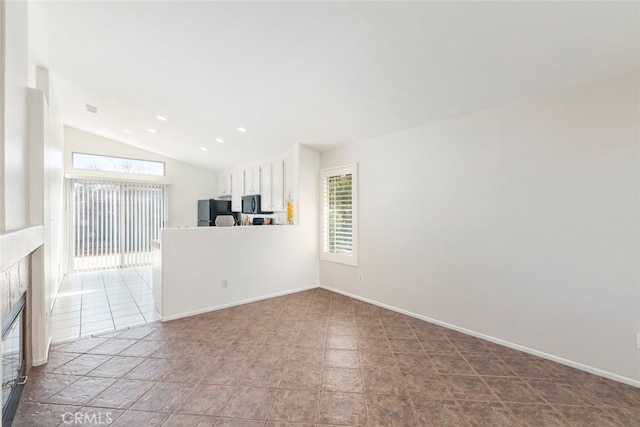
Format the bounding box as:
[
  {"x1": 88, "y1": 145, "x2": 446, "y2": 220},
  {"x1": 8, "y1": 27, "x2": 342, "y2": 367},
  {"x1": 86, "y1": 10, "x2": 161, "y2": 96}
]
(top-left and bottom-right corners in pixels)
[{"x1": 2, "y1": 293, "x2": 26, "y2": 426}]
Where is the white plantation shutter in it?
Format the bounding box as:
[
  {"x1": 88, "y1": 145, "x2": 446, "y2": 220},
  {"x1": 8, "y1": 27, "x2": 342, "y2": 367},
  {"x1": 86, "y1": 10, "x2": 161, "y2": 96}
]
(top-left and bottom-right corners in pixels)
[
  {"x1": 324, "y1": 174, "x2": 353, "y2": 254},
  {"x1": 321, "y1": 164, "x2": 358, "y2": 266}
]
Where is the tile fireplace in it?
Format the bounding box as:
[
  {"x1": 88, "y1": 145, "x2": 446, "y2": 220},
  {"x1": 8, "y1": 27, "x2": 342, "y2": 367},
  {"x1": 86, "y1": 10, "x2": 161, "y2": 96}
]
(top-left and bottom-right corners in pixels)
[
  {"x1": 0, "y1": 248, "x2": 36, "y2": 427},
  {"x1": 2, "y1": 293, "x2": 26, "y2": 425}
]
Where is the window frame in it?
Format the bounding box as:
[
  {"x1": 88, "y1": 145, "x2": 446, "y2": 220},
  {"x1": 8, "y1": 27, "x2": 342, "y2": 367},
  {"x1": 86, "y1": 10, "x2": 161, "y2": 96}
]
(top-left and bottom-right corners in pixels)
[
  {"x1": 320, "y1": 164, "x2": 358, "y2": 266},
  {"x1": 72, "y1": 152, "x2": 165, "y2": 176}
]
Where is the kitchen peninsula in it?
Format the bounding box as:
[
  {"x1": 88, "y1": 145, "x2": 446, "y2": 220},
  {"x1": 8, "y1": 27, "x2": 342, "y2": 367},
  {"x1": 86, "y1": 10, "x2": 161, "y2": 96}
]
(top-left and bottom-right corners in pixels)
[{"x1": 153, "y1": 145, "x2": 320, "y2": 321}]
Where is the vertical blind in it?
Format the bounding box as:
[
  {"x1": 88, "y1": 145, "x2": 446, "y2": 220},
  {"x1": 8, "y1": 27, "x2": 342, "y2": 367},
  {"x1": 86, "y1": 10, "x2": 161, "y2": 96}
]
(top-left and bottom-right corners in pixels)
[{"x1": 71, "y1": 179, "x2": 168, "y2": 271}]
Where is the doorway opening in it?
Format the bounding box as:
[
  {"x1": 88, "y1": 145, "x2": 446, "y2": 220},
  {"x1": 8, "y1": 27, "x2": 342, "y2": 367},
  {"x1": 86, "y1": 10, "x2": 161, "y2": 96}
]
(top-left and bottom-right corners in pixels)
[{"x1": 69, "y1": 179, "x2": 167, "y2": 272}]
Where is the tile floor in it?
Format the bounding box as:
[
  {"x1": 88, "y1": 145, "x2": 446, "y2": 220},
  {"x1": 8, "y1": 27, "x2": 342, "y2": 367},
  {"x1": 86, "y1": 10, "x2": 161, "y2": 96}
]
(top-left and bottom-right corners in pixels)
[
  {"x1": 50, "y1": 267, "x2": 158, "y2": 342},
  {"x1": 16, "y1": 288, "x2": 640, "y2": 426}
]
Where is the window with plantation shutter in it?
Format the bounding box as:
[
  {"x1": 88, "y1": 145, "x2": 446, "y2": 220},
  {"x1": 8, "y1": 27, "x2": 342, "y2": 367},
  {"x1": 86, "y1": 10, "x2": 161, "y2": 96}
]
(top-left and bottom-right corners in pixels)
[{"x1": 321, "y1": 164, "x2": 358, "y2": 266}]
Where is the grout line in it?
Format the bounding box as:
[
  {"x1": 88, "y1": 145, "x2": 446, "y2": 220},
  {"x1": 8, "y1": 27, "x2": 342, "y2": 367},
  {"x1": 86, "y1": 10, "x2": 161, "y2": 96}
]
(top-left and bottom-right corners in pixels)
[
  {"x1": 99, "y1": 270, "x2": 118, "y2": 336},
  {"x1": 26, "y1": 287, "x2": 637, "y2": 426},
  {"x1": 119, "y1": 270, "x2": 153, "y2": 324}
]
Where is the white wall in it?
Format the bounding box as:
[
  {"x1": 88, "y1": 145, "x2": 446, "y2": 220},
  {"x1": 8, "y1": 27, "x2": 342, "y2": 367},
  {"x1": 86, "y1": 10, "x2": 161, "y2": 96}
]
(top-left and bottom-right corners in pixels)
[
  {"x1": 319, "y1": 72, "x2": 640, "y2": 385},
  {"x1": 27, "y1": 70, "x2": 64, "y2": 365},
  {"x1": 1, "y1": 0, "x2": 65, "y2": 373},
  {"x1": 160, "y1": 226, "x2": 317, "y2": 320},
  {"x1": 0, "y1": 1, "x2": 3, "y2": 231},
  {"x1": 43, "y1": 71, "x2": 65, "y2": 299},
  {"x1": 2, "y1": 0, "x2": 29, "y2": 231},
  {"x1": 64, "y1": 126, "x2": 218, "y2": 228}
]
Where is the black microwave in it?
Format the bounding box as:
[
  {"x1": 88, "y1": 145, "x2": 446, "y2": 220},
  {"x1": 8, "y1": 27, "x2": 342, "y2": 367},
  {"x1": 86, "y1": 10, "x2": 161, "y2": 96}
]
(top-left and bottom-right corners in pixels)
[{"x1": 242, "y1": 195, "x2": 272, "y2": 214}]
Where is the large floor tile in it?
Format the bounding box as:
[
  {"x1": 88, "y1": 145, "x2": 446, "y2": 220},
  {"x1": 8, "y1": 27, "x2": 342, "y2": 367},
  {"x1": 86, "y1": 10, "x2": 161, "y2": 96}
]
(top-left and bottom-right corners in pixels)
[{"x1": 15, "y1": 288, "x2": 640, "y2": 426}]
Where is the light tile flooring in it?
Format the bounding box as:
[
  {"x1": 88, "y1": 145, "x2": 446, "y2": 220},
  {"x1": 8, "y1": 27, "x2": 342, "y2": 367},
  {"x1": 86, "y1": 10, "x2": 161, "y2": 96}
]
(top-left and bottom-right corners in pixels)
[
  {"x1": 16, "y1": 288, "x2": 640, "y2": 426},
  {"x1": 51, "y1": 267, "x2": 158, "y2": 343}
]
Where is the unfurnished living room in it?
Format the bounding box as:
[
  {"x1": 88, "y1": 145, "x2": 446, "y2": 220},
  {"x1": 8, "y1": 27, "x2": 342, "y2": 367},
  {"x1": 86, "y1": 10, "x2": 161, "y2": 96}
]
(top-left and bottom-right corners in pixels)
[{"x1": 1, "y1": 1, "x2": 639, "y2": 426}]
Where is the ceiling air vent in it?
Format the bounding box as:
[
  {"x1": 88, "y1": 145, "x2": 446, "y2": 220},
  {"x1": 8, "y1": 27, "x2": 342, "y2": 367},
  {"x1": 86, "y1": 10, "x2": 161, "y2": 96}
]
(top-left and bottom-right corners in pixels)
[{"x1": 86, "y1": 104, "x2": 98, "y2": 114}]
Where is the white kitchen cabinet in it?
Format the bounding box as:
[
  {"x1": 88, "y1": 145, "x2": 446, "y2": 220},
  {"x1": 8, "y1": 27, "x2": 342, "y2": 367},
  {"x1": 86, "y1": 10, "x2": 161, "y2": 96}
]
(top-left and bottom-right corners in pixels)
[
  {"x1": 271, "y1": 159, "x2": 285, "y2": 211},
  {"x1": 231, "y1": 169, "x2": 243, "y2": 212},
  {"x1": 244, "y1": 165, "x2": 261, "y2": 195},
  {"x1": 259, "y1": 160, "x2": 285, "y2": 211},
  {"x1": 284, "y1": 157, "x2": 293, "y2": 202},
  {"x1": 218, "y1": 171, "x2": 232, "y2": 197},
  {"x1": 260, "y1": 162, "x2": 273, "y2": 210},
  {"x1": 227, "y1": 156, "x2": 292, "y2": 211}
]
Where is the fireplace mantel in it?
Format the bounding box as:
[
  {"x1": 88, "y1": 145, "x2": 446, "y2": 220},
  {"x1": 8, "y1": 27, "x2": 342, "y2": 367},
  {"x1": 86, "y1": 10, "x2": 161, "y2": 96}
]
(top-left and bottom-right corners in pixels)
[{"x1": 0, "y1": 226, "x2": 44, "y2": 273}]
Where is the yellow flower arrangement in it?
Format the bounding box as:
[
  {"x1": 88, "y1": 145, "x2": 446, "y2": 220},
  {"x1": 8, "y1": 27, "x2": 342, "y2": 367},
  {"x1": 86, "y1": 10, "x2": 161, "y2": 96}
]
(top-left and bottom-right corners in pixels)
[{"x1": 286, "y1": 199, "x2": 294, "y2": 223}]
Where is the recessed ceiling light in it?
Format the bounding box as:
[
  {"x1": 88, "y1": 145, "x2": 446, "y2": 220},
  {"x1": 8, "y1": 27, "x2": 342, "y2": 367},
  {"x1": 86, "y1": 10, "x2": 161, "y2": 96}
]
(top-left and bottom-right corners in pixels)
[
  {"x1": 156, "y1": 115, "x2": 167, "y2": 121},
  {"x1": 215, "y1": 138, "x2": 224, "y2": 143},
  {"x1": 147, "y1": 128, "x2": 157, "y2": 134},
  {"x1": 123, "y1": 130, "x2": 132, "y2": 135},
  {"x1": 236, "y1": 127, "x2": 247, "y2": 133},
  {"x1": 200, "y1": 147, "x2": 208, "y2": 152}
]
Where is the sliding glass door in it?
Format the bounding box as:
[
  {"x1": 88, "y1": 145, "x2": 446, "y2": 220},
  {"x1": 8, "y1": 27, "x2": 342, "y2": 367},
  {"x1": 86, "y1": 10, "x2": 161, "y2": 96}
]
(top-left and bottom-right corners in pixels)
[{"x1": 70, "y1": 179, "x2": 168, "y2": 271}]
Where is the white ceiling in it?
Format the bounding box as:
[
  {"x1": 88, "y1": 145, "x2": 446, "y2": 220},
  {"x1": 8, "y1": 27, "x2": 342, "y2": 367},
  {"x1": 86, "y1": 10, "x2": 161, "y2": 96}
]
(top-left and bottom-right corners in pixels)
[{"x1": 29, "y1": 1, "x2": 640, "y2": 171}]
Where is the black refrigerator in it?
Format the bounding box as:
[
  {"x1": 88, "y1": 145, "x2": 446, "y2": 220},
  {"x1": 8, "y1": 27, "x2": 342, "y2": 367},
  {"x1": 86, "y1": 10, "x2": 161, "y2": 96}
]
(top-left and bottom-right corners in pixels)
[{"x1": 197, "y1": 199, "x2": 237, "y2": 226}]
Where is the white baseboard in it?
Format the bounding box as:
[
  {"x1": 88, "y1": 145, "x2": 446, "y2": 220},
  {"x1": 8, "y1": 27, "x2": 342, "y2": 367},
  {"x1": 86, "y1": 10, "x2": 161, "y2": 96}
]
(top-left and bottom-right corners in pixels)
[
  {"x1": 159, "y1": 285, "x2": 319, "y2": 322},
  {"x1": 32, "y1": 358, "x2": 47, "y2": 367},
  {"x1": 32, "y1": 335, "x2": 53, "y2": 367},
  {"x1": 320, "y1": 284, "x2": 640, "y2": 389}
]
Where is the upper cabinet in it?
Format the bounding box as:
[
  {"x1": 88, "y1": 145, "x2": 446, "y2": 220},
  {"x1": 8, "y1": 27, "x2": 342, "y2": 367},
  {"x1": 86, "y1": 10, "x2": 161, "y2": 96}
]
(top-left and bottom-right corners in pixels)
[
  {"x1": 284, "y1": 157, "x2": 293, "y2": 203},
  {"x1": 231, "y1": 169, "x2": 244, "y2": 212},
  {"x1": 218, "y1": 171, "x2": 232, "y2": 197},
  {"x1": 260, "y1": 162, "x2": 273, "y2": 210},
  {"x1": 261, "y1": 159, "x2": 285, "y2": 212},
  {"x1": 270, "y1": 159, "x2": 285, "y2": 212},
  {"x1": 217, "y1": 155, "x2": 292, "y2": 213},
  {"x1": 244, "y1": 165, "x2": 261, "y2": 196}
]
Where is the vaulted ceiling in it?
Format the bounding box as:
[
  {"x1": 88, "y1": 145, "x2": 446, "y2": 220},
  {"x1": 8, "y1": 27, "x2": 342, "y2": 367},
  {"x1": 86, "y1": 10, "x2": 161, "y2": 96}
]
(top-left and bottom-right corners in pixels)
[{"x1": 29, "y1": 1, "x2": 640, "y2": 171}]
